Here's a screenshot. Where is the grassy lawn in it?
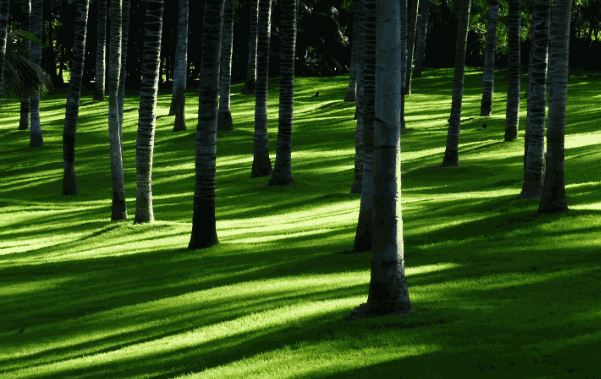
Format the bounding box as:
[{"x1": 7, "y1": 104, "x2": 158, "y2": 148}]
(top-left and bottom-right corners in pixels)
[{"x1": 1, "y1": 69, "x2": 600, "y2": 378}]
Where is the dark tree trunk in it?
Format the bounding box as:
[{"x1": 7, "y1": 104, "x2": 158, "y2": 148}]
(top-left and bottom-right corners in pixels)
[
  {"x1": 480, "y1": 0, "x2": 499, "y2": 117},
  {"x1": 94, "y1": 0, "x2": 107, "y2": 101},
  {"x1": 244, "y1": 0, "x2": 258, "y2": 93},
  {"x1": 19, "y1": 0, "x2": 31, "y2": 131},
  {"x1": 504, "y1": 0, "x2": 521, "y2": 141},
  {"x1": 217, "y1": 0, "x2": 234, "y2": 131},
  {"x1": 351, "y1": 0, "x2": 365, "y2": 193},
  {"x1": 170, "y1": 0, "x2": 188, "y2": 131},
  {"x1": 404, "y1": 0, "x2": 419, "y2": 95},
  {"x1": 118, "y1": 0, "x2": 130, "y2": 129},
  {"x1": 413, "y1": 0, "x2": 431, "y2": 77},
  {"x1": 29, "y1": 0, "x2": 43, "y2": 147},
  {"x1": 0, "y1": 0, "x2": 9, "y2": 107}
]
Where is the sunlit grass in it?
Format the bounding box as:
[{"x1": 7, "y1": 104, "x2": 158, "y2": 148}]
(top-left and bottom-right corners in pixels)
[{"x1": 1, "y1": 69, "x2": 600, "y2": 377}]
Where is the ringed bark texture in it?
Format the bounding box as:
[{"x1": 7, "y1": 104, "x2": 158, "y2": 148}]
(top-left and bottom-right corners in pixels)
[
  {"x1": 218, "y1": 0, "x2": 234, "y2": 131},
  {"x1": 188, "y1": 0, "x2": 225, "y2": 250},
  {"x1": 251, "y1": 0, "x2": 273, "y2": 177},
  {"x1": 29, "y1": 0, "x2": 43, "y2": 147},
  {"x1": 539, "y1": 0, "x2": 571, "y2": 213},
  {"x1": 480, "y1": 0, "x2": 499, "y2": 116},
  {"x1": 269, "y1": 0, "x2": 297, "y2": 185},
  {"x1": 442, "y1": 0, "x2": 471, "y2": 167},
  {"x1": 171, "y1": 0, "x2": 188, "y2": 131},
  {"x1": 244, "y1": 0, "x2": 259, "y2": 93},
  {"x1": 118, "y1": 0, "x2": 131, "y2": 129},
  {"x1": 135, "y1": 0, "x2": 164, "y2": 224},
  {"x1": 504, "y1": 0, "x2": 521, "y2": 141},
  {"x1": 94, "y1": 0, "x2": 107, "y2": 101},
  {"x1": 62, "y1": 0, "x2": 91, "y2": 196}
]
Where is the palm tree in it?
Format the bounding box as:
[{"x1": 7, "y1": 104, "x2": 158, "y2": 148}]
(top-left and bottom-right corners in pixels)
[
  {"x1": 29, "y1": 0, "x2": 43, "y2": 147},
  {"x1": 504, "y1": 0, "x2": 520, "y2": 141},
  {"x1": 413, "y1": 0, "x2": 431, "y2": 77},
  {"x1": 353, "y1": 0, "x2": 411, "y2": 317},
  {"x1": 269, "y1": 0, "x2": 297, "y2": 185},
  {"x1": 62, "y1": 0, "x2": 91, "y2": 196},
  {"x1": 188, "y1": 0, "x2": 225, "y2": 250},
  {"x1": 480, "y1": 0, "x2": 499, "y2": 116},
  {"x1": 521, "y1": 0, "x2": 550, "y2": 199},
  {"x1": 344, "y1": 1, "x2": 361, "y2": 102},
  {"x1": 353, "y1": 0, "x2": 375, "y2": 253},
  {"x1": 118, "y1": 0, "x2": 130, "y2": 129},
  {"x1": 539, "y1": 0, "x2": 571, "y2": 213},
  {"x1": 170, "y1": 0, "x2": 188, "y2": 131},
  {"x1": 244, "y1": 0, "x2": 258, "y2": 93},
  {"x1": 107, "y1": 0, "x2": 126, "y2": 221},
  {"x1": 134, "y1": 0, "x2": 164, "y2": 224},
  {"x1": 251, "y1": 0, "x2": 273, "y2": 177},
  {"x1": 442, "y1": 0, "x2": 471, "y2": 167},
  {"x1": 404, "y1": 0, "x2": 419, "y2": 95},
  {"x1": 19, "y1": 0, "x2": 30, "y2": 131},
  {"x1": 400, "y1": 0, "x2": 407, "y2": 132},
  {"x1": 0, "y1": 0, "x2": 8, "y2": 107},
  {"x1": 350, "y1": 0, "x2": 364, "y2": 193},
  {"x1": 217, "y1": 0, "x2": 234, "y2": 131},
  {"x1": 94, "y1": 0, "x2": 107, "y2": 101}
]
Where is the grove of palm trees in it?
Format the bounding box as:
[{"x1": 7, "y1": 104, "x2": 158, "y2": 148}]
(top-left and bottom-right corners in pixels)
[{"x1": 1, "y1": 0, "x2": 600, "y2": 377}]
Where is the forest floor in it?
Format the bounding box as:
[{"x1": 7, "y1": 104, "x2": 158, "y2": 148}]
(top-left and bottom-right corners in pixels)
[{"x1": 1, "y1": 69, "x2": 601, "y2": 378}]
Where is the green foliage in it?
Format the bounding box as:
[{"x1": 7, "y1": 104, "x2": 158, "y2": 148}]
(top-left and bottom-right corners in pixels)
[{"x1": 1, "y1": 71, "x2": 600, "y2": 377}]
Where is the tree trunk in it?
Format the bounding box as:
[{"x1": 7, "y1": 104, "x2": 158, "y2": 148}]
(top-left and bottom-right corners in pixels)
[
  {"x1": 521, "y1": 0, "x2": 549, "y2": 199},
  {"x1": 442, "y1": 0, "x2": 471, "y2": 167},
  {"x1": 353, "y1": 0, "x2": 411, "y2": 317},
  {"x1": 480, "y1": 0, "x2": 499, "y2": 116},
  {"x1": 134, "y1": 0, "x2": 164, "y2": 224},
  {"x1": 351, "y1": 0, "x2": 365, "y2": 193},
  {"x1": 218, "y1": 0, "x2": 234, "y2": 131},
  {"x1": 0, "y1": 0, "x2": 8, "y2": 107},
  {"x1": 353, "y1": 0, "x2": 375, "y2": 253},
  {"x1": 413, "y1": 0, "x2": 431, "y2": 77},
  {"x1": 400, "y1": 0, "x2": 407, "y2": 132},
  {"x1": 62, "y1": 0, "x2": 91, "y2": 196},
  {"x1": 251, "y1": 0, "x2": 273, "y2": 177},
  {"x1": 29, "y1": 0, "x2": 43, "y2": 147},
  {"x1": 19, "y1": 0, "x2": 31, "y2": 131},
  {"x1": 118, "y1": 0, "x2": 131, "y2": 129},
  {"x1": 539, "y1": 0, "x2": 571, "y2": 213},
  {"x1": 504, "y1": 0, "x2": 521, "y2": 141},
  {"x1": 269, "y1": 0, "x2": 297, "y2": 185},
  {"x1": 188, "y1": 0, "x2": 225, "y2": 250},
  {"x1": 108, "y1": 0, "x2": 127, "y2": 221},
  {"x1": 244, "y1": 0, "x2": 258, "y2": 93},
  {"x1": 170, "y1": 0, "x2": 188, "y2": 131},
  {"x1": 94, "y1": 0, "x2": 107, "y2": 101},
  {"x1": 404, "y1": 0, "x2": 419, "y2": 95},
  {"x1": 344, "y1": 0, "x2": 361, "y2": 102}
]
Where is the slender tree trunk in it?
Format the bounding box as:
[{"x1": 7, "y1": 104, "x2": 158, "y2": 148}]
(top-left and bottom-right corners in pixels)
[
  {"x1": 344, "y1": 1, "x2": 361, "y2": 102},
  {"x1": 19, "y1": 0, "x2": 31, "y2": 131},
  {"x1": 118, "y1": 0, "x2": 131, "y2": 129},
  {"x1": 353, "y1": 0, "x2": 411, "y2": 317},
  {"x1": 108, "y1": 0, "x2": 127, "y2": 221},
  {"x1": 94, "y1": 0, "x2": 107, "y2": 101},
  {"x1": 188, "y1": 0, "x2": 225, "y2": 250},
  {"x1": 269, "y1": 0, "x2": 297, "y2": 185},
  {"x1": 29, "y1": 0, "x2": 43, "y2": 147},
  {"x1": 400, "y1": 0, "x2": 407, "y2": 132},
  {"x1": 218, "y1": 0, "x2": 234, "y2": 131},
  {"x1": 251, "y1": 0, "x2": 273, "y2": 177},
  {"x1": 170, "y1": 0, "x2": 188, "y2": 131},
  {"x1": 62, "y1": 0, "x2": 91, "y2": 195},
  {"x1": 244, "y1": 0, "x2": 258, "y2": 93},
  {"x1": 351, "y1": 0, "x2": 365, "y2": 193},
  {"x1": 442, "y1": 0, "x2": 471, "y2": 167},
  {"x1": 353, "y1": 0, "x2": 375, "y2": 253},
  {"x1": 413, "y1": 0, "x2": 431, "y2": 77},
  {"x1": 504, "y1": 0, "x2": 521, "y2": 141},
  {"x1": 480, "y1": 0, "x2": 499, "y2": 116},
  {"x1": 134, "y1": 0, "x2": 164, "y2": 223},
  {"x1": 539, "y1": 0, "x2": 571, "y2": 213},
  {"x1": 0, "y1": 0, "x2": 8, "y2": 107},
  {"x1": 404, "y1": 0, "x2": 419, "y2": 95},
  {"x1": 521, "y1": 0, "x2": 549, "y2": 199}
]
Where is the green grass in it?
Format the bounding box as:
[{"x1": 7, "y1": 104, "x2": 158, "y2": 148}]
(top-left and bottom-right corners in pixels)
[{"x1": 1, "y1": 69, "x2": 600, "y2": 378}]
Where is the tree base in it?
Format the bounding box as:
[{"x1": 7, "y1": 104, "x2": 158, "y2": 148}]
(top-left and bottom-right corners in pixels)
[
  {"x1": 111, "y1": 196, "x2": 128, "y2": 221},
  {"x1": 173, "y1": 113, "x2": 186, "y2": 132},
  {"x1": 217, "y1": 111, "x2": 233, "y2": 131},
  {"x1": 30, "y1": 134, "x2": 44, "y2": 147},
  {"x1": 350, "y1": 302, "x2": 411, "y2": 319},
  {"x1": 251, "y1": 153, "x2": 273, "y2": 177},
  {"x1": 441, "y1": 150, "x2": 458, "y2": 167},
  {"x1": 269, "y1": 172, "x2": 293, "y2": 186},
  {"x1": 62, "y1": 166, "x2": 78, "y2": 196}
]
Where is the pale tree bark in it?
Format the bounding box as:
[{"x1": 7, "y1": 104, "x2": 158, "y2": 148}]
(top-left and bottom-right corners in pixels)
[
  {"x1": 94, "y1": 0, "x2": 107, "y2": 101},
  {"x1": 353, "y1": 0, "x2": 411, "y2": 317},
  {"x1": 413, "y1": 0, "x2": 431, "y2": 77},
  {"x1": 504, "y1": 0, "x2": 520, "y2": 141},
  {"x1": 62, "y1": 0, "x2": 91, "y2": 196},
  {"x1": 0, "y1": 0, "x2": 8, "y2": 106},
  {"x1": 344, "y1": 0, "x2": 361, "y2": 102},
  {"x1": 189, "y1": 0, "x2": 225, "y2": 250},
  {"x1": 218, "y1": 0, "x2": 234, "y2": 131},
  {"x1": 480, "y1": 0, "x2": 499, "y2": 116},
  {"x1": 170, "y1": 0, "x2": 188, "y2": 131},
  {"x1": 404, "y1": 0, "x2": 419, "y2": 95},
  {"x1": 521, "y1": 0, "x2": 549, "y2": 199},
  {"x1": 29, "y1": 0, "x2": 43, "y2": 147},
  {"x1": 251, "y1": 0, "x2": 273, "y2": 177},
  {"x1": 118, "y1": 0, "x2": 130, "y2": 129},
  {"x1": 353, "y1": 0, "x2": 375, "y2": 253},
  {"x1": 400, "y1": 0, "x2": 407, "y2": 132},
  {"x1": 19, "y1": 0, "x2": 31, "y2": 131},
  {"x1": 269, "y1": 0, "x2": 297, "y2": 185},
  {"x1": 351, "y1": 0, "x2": 365, "y2": 193},
  {"x1": 244, "y1": 0, "x2": 258, "y2": 93},
  {"x1": 539, "y1": 0, "x2": 571, "y2": 213},
  {"x1": 108, "y1": 0, "x2": 127, "y2": 221},
  {"x1": 442, "y1": 0, "x2": 471, "y2": 167},
  {"x1": 135, "y1": 0, "x2": 164, "y2": 224}
]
